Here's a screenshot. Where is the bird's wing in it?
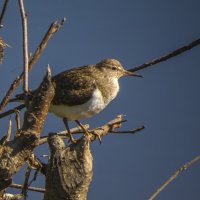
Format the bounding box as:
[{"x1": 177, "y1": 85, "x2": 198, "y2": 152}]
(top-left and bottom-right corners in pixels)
[
  {"x1": 10, "y1": 65, "x2": 97, "y2": 106},
  {"x1": 52, "y1": 70, "x2": 97, "y2": 106}
]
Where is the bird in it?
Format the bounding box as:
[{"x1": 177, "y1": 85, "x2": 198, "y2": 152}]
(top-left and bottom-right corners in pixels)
[{"x1": 11, "y1": 59, "x2": 142, "y2": 143}]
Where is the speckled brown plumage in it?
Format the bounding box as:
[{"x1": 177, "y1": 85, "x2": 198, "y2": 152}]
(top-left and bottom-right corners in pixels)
[
  {"x1": 50, "y1": 58, "x2": 133, "y2": 106},
  {"x1": 12, "y1": 59, "x2": 138, "y2": 107},
  {"x1": 10, "y1": 59, "x2": 140, "y2": 143}
]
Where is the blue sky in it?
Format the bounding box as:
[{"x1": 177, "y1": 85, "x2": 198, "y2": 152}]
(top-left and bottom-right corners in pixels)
[{"x1": 0, "y1": 0, "x2": 200, "y2": 199}]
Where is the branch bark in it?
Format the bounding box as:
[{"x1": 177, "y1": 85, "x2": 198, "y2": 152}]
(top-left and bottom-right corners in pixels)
[
  {"x1": 18, "y1": 0, "x2": 29, "y2": 93},
  {"x1": 10, "y1": 183, "x2": 45, "y2": 193},
  {"x1": 44, "y1": 134, "x2": 93, "y2": 200},
  {"x1": 0, "y1": 68, "x2": 55, "y2": 191}
]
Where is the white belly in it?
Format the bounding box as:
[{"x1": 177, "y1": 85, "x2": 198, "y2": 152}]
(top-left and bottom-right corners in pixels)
[{"x1": 49, "y1": 88, "x2": 106, "y2": 120}]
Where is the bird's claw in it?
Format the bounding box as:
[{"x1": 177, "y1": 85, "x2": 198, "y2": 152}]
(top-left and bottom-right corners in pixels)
[
  {"x1": 85, "y1": 130, "x2": 101, "y2": 144},
  {"x1": 92, "y1": 130, "x2": 102, "y2": 144}
]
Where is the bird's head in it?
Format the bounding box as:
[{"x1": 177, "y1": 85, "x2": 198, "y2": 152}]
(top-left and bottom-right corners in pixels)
[{"x1": 96, "y1": 58, "x2": 142, "y2": 78}]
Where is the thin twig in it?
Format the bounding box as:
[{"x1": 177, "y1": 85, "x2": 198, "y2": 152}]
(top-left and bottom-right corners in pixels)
[
  {"x1": 0, "y1": 18, "x2": 66, "y2": 113},
  {"x1": 39, "y1": 116, "x2": 143, "y2": 145},
  {"x1": 6, "y1": 118, "x2": 12, "y2": 141},
  {"x1": 15, "y1": 109, "x2": 21, "y2": 130},
  {"x1": 39, "y1": 124, "x2": 89, "y2": 145},
  {"x1": 0, "y1": 0, "x2": 9, "y2": 28},
  {"x1": 18, "y1": 0, "x2": 29, "y2": 93},
  {"x1": 129, "y1": 38, "x2": 200, "y2": 72},
  {"x1": 149, "y1": 154, "x2": 200, "y2": 200},
  {"x1": 28, "y1": 18, "x2": 66, "y2": 68},
  {"x1": 28, "y1": 170, "x2": 39, "y2": 187},
  {"x1": 0, "y1": 104, "x2": 25, "y2": 119},
  {"x1": 111, "y1": 125, "x2": 145, "y2": 134},
  {"x1": 10, "y1": 183, "x2": 45, "y2": 193},
  {"x1": 22, "y1": 166, "x2": 31, "y2": 199}
]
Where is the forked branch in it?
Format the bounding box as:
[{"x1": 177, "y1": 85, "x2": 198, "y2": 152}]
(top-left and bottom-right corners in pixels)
[{"x1": 0, "y1": 18, "x2": 66, "y2": 113}]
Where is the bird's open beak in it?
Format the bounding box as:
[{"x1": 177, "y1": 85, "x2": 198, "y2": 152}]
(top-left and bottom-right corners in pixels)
[{"x1": 123, "y1": 70, "x2": 143, "y2": 78}]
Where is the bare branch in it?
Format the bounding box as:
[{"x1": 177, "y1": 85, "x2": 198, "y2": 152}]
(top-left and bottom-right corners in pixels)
[
  {"x1": 10, "y1": 183, "x2": 45, "y2": 193},
  {"x1": 89, "y1": 114, "x2": 127, "y2": 141},
  {"x1": 149, "y1": 154, "x2": 200, "y2": 200},
  {"x1": 22, "y1": 166, "x2": 31, "y2": 199},
  {"x1": 39, "y1": 124, "x2": 89, "y2": 145},
  {"x1": 0, "y1": 104, "x2": 25, "y2": 119},
  {"x1": 111, "y1": 125, "x2": 145, "y2": 134},
  {"x1": 15, "y1": 109, "x2": 21, "y2": 131},
  {"x1": 39, "y1": 116, "x2": 143, "y2": 145},
  {"x1": 28, "y1": 18, "x2": 66, "y2": 68},
  {"x1": 129, "y1": 38, "x2": 200, "y2": 72},
  {"x1": 0, "y1": 68, "x2": 55, "y2": 190},
  {"x1": 0, "y1": 0, "x2": 9, "y2": 28},
  {"x1": 28, "y1": 168, "x2": 40, "y2": 186},
  {"x1": 6, "y1": 118, "x2": 12, "y2": 141},
  {"x1": 0, "y1": 18, "x2": 66, "y2": 113},
  {"x1": 18, "y1": 0, "x2": 29, "y2": 93}
]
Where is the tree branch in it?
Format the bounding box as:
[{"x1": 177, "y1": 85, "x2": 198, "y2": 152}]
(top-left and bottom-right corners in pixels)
[
  {"x1": 0, "y1": 18, "x2": 66, "y2": 113},
  {"x1": 22, "y1": 166, "x2": 31, "y2": 199},
  {"x1": 39, "y1": 125, "x2": 90, "y2": 145},
  {"x1": 10, "y1": 183, "x2": 45, "y2": 193},
  {"x1": 0, "y1": 68, "x2": 55, "y2": 191},
  {"x1": 149, "y1": 154, "x2": 200, "y2": 200},
  {"x1": 18, "y1": 0, "x2": 29, "y2": 93},
  {"x1": 44, "y1": 133, "x2": 93, "y2": 200},
  {"x1": 111, "y1": 125, "x2": 145, "y2": 134},
  {"x1": 128, "y1": 37, "x2": 200, "y2": 72},
  {"x1": 0, "y1": 104, "x2": 25, "y2": 119},
  {"x1": 5, "y1": 118, "x2": 12, "y2": 141},
  {"x1": 0, "y1": 0, "x2": 9, "y2": 28}
]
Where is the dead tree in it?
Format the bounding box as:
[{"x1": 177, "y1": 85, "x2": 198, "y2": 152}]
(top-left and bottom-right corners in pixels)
[{"x1": 0, "y1": 1, "x2": 199, "y2": 200}]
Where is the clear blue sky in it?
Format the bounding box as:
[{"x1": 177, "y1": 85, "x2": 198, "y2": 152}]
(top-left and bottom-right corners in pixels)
[{"x1": 0, "y1": 0, "x2": 200, "y2": 199}]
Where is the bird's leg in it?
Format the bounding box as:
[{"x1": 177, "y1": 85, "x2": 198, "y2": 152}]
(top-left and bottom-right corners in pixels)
[
  {"x1": 75, "y1": 120, "x2": 102, "y2": 143},
  {"x1": 63, "y1": 118, "x2": 77, "y2": 143}
]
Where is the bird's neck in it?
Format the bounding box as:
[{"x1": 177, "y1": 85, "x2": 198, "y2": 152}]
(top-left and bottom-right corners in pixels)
[{"x1": 95, "y1": 76, "x2": 120, "y2": 105}]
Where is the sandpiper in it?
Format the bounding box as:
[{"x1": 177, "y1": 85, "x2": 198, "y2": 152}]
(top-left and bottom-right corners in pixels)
[{"x1": 12, "y1": 59, "x2": 142, "y2": 142}]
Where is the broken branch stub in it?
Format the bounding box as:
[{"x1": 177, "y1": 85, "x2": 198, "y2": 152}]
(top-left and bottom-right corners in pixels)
[
  {"x1": 44, "y1": 134, "x2": 93, "y2": 200},
  {"x1": 0, "y1": 68, "x2": 55, "y2": 191}
]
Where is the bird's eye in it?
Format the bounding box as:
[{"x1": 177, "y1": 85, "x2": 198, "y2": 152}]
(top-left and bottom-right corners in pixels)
[{"x1": 112, "y1": 66, "x2": 117, "y2": 70}]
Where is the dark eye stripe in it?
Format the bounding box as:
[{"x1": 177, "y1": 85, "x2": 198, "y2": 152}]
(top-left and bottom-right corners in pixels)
[{"x1": 112, "y1": 66, "x2": 117, "y2": 70}]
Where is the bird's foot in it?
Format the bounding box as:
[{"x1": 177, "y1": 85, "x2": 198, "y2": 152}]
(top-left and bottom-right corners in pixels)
[
  {"x1": 91, "y1": 130, "x2": 102, "y2": 144},
  {"x1": 75, "y1": 120, "x2": 101, "y2": 143},
  {"x1": 83, "y1": 129, "x2": 102, "y2": 144}
]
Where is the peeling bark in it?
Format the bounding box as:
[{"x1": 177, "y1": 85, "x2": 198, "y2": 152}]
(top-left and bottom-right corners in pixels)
[{"x1": 44, "y1": 134, "x2": 93, "y2": 200}]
